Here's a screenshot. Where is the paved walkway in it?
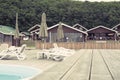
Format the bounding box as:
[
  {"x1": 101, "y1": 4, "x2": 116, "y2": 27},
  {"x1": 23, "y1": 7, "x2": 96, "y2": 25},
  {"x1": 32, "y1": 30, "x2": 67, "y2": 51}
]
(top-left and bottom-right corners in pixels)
[{"x1": 32, "y1": 49, "x2": 120, "y2": 80}]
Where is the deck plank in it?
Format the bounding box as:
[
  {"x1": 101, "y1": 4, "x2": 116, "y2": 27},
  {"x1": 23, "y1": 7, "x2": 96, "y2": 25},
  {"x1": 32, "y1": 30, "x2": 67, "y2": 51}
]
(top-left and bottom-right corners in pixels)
[
  {"x1": 102, "y1": 50, "x2": 120, "y2": 80},
  {"x1": 61, "y1": 49, "x2": 92, "y2": 80},
  {"x1": 32, "y1": 49, "x2": 86, "y2": 80},
  {"x1": 91, "y1": 49, "x2": 113, "y2": 80},
  {"x1": 31, "y1": 49, "x2": 120, "y2": 80}
]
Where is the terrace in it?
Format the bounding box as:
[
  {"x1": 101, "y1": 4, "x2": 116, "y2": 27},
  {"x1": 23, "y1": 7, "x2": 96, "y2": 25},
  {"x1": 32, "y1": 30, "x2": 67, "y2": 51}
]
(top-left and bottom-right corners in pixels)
[{"x1": 1, "y1": 49, "x2": 120, "y2": 80}]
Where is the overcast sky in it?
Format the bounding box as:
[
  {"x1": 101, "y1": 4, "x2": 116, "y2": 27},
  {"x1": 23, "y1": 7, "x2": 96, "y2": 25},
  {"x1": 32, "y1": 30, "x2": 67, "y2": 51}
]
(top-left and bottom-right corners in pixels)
[{"x1": 74, "y1": 0, "x2": 120, "y2": 2}]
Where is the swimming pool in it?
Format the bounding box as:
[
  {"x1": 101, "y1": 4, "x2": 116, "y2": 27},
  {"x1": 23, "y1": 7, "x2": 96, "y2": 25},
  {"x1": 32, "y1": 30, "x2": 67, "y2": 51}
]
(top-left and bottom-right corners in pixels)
[{"x1": 0, "y1": 64, "x2": 42, "y2": 80}]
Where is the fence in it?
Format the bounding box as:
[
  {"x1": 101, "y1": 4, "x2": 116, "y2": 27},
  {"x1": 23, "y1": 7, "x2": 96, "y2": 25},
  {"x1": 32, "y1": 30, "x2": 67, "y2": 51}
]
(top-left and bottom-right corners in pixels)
[{"x1": 35, "y1": 41, "x2": 120, "y2": 49}]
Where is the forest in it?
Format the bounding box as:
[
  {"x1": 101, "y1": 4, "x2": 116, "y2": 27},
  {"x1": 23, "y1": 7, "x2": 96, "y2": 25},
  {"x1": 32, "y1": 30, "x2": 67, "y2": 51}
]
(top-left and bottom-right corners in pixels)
[{"x1": 0, "y1": 0, "x2": 120, "y2": 31}]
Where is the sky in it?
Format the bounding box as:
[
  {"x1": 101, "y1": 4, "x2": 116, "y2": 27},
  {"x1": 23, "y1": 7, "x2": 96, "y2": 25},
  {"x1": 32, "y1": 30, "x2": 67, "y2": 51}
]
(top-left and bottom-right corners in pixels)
[{"x1": 74, "y1": 0, "x2": 120, "y2": 2}]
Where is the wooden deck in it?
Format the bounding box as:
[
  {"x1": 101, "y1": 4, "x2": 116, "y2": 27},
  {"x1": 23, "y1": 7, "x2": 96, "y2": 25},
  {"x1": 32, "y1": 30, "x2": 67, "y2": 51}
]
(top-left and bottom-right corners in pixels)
[{"x1": 31, "y1": 49, "x2": 120, "y2": 80}]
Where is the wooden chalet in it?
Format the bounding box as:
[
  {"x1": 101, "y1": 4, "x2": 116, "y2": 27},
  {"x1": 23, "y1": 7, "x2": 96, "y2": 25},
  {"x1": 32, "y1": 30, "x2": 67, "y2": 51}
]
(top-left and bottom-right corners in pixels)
[
  {"x1": 73, "y1": 23, "x2": 88, "y2": 31},
  {"x1": 112, "y1": 24, "x2": 120, "y2": 40},
  {"x1": 47, "y1": 22, "x2": 88, "y2": 42},
  {"x1": 20, "y1": 32, "x2": 30, "y2": 40},
  {"x1": 112, "y1": 24, "x2": 120, "y2": 33},
  {"x1": 28, "y1": 24, "x2": 40, "y2": 40},
  {"x1": 0, "y1": 25, "x2": 16, "y2": 45},
  {"x1": 87, "y1": 26, "x2": 117, "y2": 40}
]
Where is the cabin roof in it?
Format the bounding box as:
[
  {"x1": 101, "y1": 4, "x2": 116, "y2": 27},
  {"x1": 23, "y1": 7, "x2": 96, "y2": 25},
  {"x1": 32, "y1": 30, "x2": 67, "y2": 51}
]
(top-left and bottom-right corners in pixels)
[
  {"x1": 112, "y1": 23, "x2": 120, "y2": 30},
  {"x1": 48, "y1": 22, "x2": 88, "y2": 35},
  {"x1": 73, "y1": 23, "x2": 88, "y2": 31},
  {"x1": 28, "y1": 24, "x2": 40, "y2": 32},
  {"x1": 87, "y1": 25, "x2": 117, "y2": 33},
  {"x1": 0, "y1": 25, "x2": 15, "y2": 35},
  {"x1": 21, "y1": 32, "x2": 30, "y2": 35}
]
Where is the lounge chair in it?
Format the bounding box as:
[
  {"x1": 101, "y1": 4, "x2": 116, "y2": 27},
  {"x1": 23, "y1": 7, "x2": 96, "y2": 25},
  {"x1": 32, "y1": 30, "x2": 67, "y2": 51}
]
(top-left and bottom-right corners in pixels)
[
  {"x1": 37, "y1": 50, "x2": 64, "y2": 61},
  {"x1": 0, "y1": 43, "x2": 9, "y2": 51},
  {"x1": 0, "y1": 43, "x2": 9, "y2": 56},
  {"x1": 52, "y1": 55, "x2": 64, "y2": 61},
  {"x1": 37, "y1": 43, "x2": 75, "y2": 61},
  {"x1": 53, "y1": 43, "x2": 59, "y2": 48},
  {"x1": 0, "y1": 44, "x2": 26, "y2": 60},
  {"x1": 52, "y1": 43, "x2": 75, "y2": 56}
]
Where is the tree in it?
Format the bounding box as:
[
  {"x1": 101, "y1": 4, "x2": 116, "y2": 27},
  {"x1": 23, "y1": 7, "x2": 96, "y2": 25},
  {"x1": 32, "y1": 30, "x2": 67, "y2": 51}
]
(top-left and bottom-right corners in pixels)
[{"x1": 0, "y1": 0, "x2": 120, "y2": 31}]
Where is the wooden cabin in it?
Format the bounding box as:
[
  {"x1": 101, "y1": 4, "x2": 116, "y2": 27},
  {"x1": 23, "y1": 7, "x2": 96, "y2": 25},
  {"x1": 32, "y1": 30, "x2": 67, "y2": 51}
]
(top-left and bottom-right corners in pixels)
[
  {"x1": 112, "y1": 24, "x2": 120, "y2": 40},
  {"x1": 28, "y1": 24, "x2": 40, "y2": 40},
  {"x1": 112, "y1": 24, "x2": 120, "y2": 33},
  {"x1": 20, "y1": 32, "x2": 30, "y2": 40},
  {"x1": 28, "y1": 23, "x2": 88, "y2": 42},
  {"x1": 73, "y1": 23, "x2": 88, "y2": 31},
  {"x1": 47, "y1": 22, "x2": 88, "y2": 42},
  {"x1": 0, "y1": 25, "x2": 16, "y2": 45},
  {"x1": 87, "y1": 26, "x2": 117, "y2": 40}
]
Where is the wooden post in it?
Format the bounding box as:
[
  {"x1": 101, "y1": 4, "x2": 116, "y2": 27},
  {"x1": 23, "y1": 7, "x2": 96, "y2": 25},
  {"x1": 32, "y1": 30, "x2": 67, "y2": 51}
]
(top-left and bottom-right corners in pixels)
[
  {"x1": 49, "y1": 32, "x2": 52, "y2": 43},
  {"x1": 114, "y1": 33, "x2": 116, "y2": 41},
  {"x1": 14, "y1": 38, "x2": 20, "y2": 47}
]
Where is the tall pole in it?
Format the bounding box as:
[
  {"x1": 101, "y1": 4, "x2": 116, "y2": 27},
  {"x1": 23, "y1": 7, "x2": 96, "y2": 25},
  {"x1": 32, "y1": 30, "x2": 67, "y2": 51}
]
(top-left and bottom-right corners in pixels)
[
  {"x1": 49, "y1": 32, "x2": 52, "y2": 43},
  {"x1": 14, "y1": 13, "x2": 20, "y2": 46},
  {"x1": 115, "y1": 33, "x2": 116, "y2": 41}
]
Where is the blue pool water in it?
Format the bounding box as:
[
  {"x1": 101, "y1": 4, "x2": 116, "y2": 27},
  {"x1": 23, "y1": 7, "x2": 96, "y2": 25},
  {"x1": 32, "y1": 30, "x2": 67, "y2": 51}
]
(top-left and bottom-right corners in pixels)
[
  {"x1": 0, "y1": 64, "x2": 42, "y2": 80},
  {"x1": 0, "y1": 74, "x2": 21, "y2": 80}
]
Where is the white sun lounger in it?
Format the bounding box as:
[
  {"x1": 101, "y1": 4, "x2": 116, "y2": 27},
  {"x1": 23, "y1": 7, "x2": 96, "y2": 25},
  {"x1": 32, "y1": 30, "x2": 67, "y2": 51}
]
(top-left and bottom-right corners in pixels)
[
  {"x1": 37, "y1": 43, "x2": 75, "y2": 61},
  {"x1": 0, "y1": 43, "x2": 9, "y2": 56},
  {"x1": 0, "y1": 44, "x2": 26, "y2": 60},
  {"x1": 37, "y1": 49, "x2": 65, "y2": 61},
  {"x1": 0, "y1": 43, "x2": 9, "y2": 51}
]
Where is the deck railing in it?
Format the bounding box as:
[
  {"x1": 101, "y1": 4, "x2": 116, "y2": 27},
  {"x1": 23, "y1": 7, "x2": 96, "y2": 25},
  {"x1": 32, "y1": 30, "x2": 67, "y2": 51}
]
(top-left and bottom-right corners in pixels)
[{"x1": 35, "y1": 41, "x2": 120, "y2": 49}]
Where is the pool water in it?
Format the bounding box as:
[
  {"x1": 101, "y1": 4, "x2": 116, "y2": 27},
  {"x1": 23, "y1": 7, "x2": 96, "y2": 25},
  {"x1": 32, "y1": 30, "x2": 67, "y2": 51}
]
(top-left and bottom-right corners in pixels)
[
  {"x1": 0, "y1": 74, "x2": 21, "y2": 80},
  {"x1": 0, "y1": 64, "x2": 42, "y2": 80}
]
